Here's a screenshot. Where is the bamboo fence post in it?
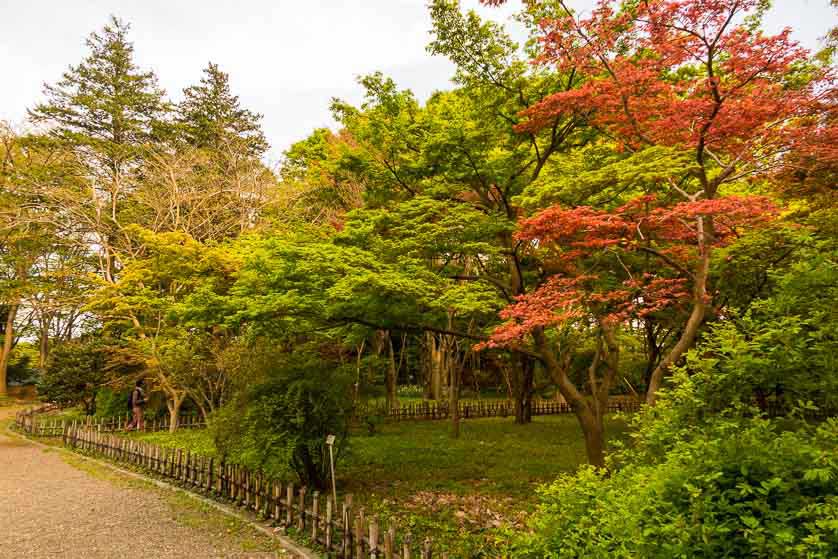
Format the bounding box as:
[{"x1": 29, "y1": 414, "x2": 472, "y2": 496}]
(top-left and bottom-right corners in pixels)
[
  {"x1": 273, "y1": 481, "x2": 281, "y2": 522},
  {"x1": 401, "y1": 532, "x2": 413, "y2": 559},
  {"x1": 384, "y1": 525, "x2": 395, "y2": 559},
  {"x1": 422, "y1": 537, "x2": 432, "y2": 559},
  {"x1": 342, "y1": 497, "x2": 352, "y2": 557},
  {"x1": 217, "y1": 460, "x2": 225, "y2": 495},
  {"x1": 298, "y1": 486, "x2": 307, "y2": 531},
  {"x1": 244, "y1": 469, "x2": 251, "y2": 508},
  {"x1": 369, "y1": 518, "x2": 379, "y2": 559},
  {"x1": 325, "y1": 496, "x2": 333, "y2": 551},
  {"x1": 311, "y1": 491, "x2": 320, "y2": 542},
  {"x1": 286, "y1": 483, "x2": 294, "y2": 527},
  {"x1": 253, "y1": 474, "x2": 260, "y2": 513},
  {"x1": 354, "y1": 515, "x2": 364, "y2": 558}
]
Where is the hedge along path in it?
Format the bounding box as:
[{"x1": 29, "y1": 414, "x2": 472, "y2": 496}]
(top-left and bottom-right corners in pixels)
[{"x1": 0, "y1": 406, "x2": 300, "y2": 559}]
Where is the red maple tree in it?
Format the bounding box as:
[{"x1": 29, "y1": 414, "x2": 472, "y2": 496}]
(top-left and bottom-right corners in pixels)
[{"x1": 480, "y1": 0, "x2": 833, "y2": 465}]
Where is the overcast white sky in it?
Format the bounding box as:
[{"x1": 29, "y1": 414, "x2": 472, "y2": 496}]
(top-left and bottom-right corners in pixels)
[{"x1": 1, "y1": 1, "x2": 834, "y2": 161}]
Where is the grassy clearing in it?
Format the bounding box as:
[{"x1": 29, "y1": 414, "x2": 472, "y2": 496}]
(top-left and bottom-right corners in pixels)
[
  {"x1": 131, "y1": 414, "x2": 630, "y2": 556},
  {"x1": 345, "y1": 415, "x2": 629, "y2": 556},
  {"x1": 346, "y1": 415, "x2": 620, "y2": 499}
]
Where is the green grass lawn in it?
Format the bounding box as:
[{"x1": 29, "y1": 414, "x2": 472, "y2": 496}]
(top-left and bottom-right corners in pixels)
[
  {"x1": 346, "y1": 415, "x2": 616, "y2": 498},
  {"x1": 130, "y1": 414, "x2": 630, "y2": 556}
]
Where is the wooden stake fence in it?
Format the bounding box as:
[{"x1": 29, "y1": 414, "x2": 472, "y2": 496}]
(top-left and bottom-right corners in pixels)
[
  {"x1": 14, "y1": 408, "x2": 205, "y2": 437},
  {"x1": 15, "y1": 397, "x2": 642, "y2": 438},
  {"x1": 362, "y1": 396, "x2": 643, "y2": 422},
  {"x1": 63, "y1": 425, "x2": 443, "y2": 558},
  {"x1": 14, "y1": 395, "x2": 642, "y2": 450}
]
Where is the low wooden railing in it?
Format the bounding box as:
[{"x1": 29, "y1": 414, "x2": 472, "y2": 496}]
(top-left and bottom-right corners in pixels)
[
  {"x1": 361, "y1": 396, "x2": 642, "y2": 422},
  {"x1": 15, "y1": 407, "x2": 205, "y2": 437},
  {"x1": 64, "y1": 425, "x2": 441, "y2": 558}
]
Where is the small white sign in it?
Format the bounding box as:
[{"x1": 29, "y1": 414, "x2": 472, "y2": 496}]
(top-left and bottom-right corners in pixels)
[{"x1": 326, "y1": 434, "x2": 336, "y2": 445}]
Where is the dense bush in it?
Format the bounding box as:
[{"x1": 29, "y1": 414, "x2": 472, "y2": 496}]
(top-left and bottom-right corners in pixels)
[
  {"x1": 7, "y1": 342, "x2": 40, "y2": 384},
  {"x1": 516, "y1": 415, "x2": 838, "y2": 559},
  {"x1": 514, "y1": 260, "x2": 838, "y2": 559},
  {"x1": 212, "y1": 355, "x2": 353, "y2": 489},
  {"x1": 38, "y1": 339, "x2": 106, "y2": 414},
  {"x1": 94, "y1": 387, "x2": 131, "y2": 418}
]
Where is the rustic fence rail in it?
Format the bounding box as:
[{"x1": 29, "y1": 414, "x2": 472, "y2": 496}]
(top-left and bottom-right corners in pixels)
[
  {"x1": 361, "y1": 396, "x2": 643, "y2": 422},
  {"x1": 14, "y1": 407, "x2": 205, "y2": 437},
  {"x1": 14, "y1": 396, "x2": 643, "y2": 438},
  {"x1": 63, "y1": 425, "x2": 439, "y2": 558}
]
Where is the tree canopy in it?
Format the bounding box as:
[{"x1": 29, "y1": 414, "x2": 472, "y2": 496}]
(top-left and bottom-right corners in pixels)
[{"x1": 2, "y1": 3, "x2": 836, "y2": 554}]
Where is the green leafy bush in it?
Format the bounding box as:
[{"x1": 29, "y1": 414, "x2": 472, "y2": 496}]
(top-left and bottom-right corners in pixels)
[
  {"x1": 715, "y1": 247, "x2": 838, "y2": 410},
  {"x1": 94, "y1": 387, "x2": 131, "y2": 418},
  {"x1": 7, "y1": 342, "x2": 39, "y2": 384},
  {"x1": 38, "y1": 339, "x2": 106, "y2": 414},
  {"x1": 516, "y1": 416, "x2": 837, "y2": 559},
  {"x1": 212, "y1": 355, "x2": 353, "y2": 489},
  {"x1": 515, "y1": 264, "x2": 838, "y2": 559}
]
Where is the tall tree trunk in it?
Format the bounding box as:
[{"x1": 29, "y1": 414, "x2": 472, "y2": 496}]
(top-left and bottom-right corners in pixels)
[
  {"x1": 578, "y1": 408, "x2": 605, "y2": 468},
  {"x1": 512, "y1": 355, "x2": 534, "y2": 424},
  {"x1": 167, "y1": 392, "x2": 185, "y2": 433},
  {"x1": 354, "y1": 340, "x2": 365, "y2": 406},
  {"x1": 39, "y1": 324, "x2": 50, "y2": 370},
  {"x1": 385, "y1": 331, "x2": 399, "y2": 410},
  {"x1": 426, "y1": 332, "x2": 445, "y2": 401},
  {"x1": 449, "y1": 357, "x2": 462, "y2": 439},
  {"x1": 533, "y1": 325, "x2": 618, "y2": 467},
  {"x1": 0, "y1": 303, "x2": 19, "y2": 397},
  {"x1": 646, "y1": 228, "x2": 711, "y2": 405}
]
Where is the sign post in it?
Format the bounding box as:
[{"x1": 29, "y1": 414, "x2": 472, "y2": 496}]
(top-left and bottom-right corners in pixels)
[{"x1": 326, "y1": 434, "x2": 337, "y2": 507}]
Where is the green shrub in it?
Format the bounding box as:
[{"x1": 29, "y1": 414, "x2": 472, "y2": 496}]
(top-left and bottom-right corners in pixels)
[
  {"x1": 361, "y1": 410, "x2": 383, "y2": 435},
  {"x1": 7, "y1": 342, "x2": 39, "y2": 384},
  {"x1": 515, "y1": 273, "x2": 838, "y2": 559},
  {"x1": 516, "y1": 417, "x2": 838, "y2": 559},
  {"x1": 212, "y1": 355, "x2": 353, "y2": 489},
  {"x1": 38, "y1": 339, "x2": 106, "y2": 414},
  {"x1": 94, "y1": 388, "x2": 131, "y2": 418}
]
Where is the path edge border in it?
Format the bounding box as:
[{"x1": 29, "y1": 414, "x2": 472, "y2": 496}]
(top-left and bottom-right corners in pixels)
[{"x1": 3, "y1": 424, "x2": 320, "y2": 559}]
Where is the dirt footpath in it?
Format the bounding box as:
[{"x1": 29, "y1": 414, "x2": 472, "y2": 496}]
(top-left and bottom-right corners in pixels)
[{"x1": 0, "y1": 406, "x2": 293, "y2": 559}]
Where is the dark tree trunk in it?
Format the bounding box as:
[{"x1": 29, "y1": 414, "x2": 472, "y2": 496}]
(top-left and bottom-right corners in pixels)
[
  {"x1": 0, "y1": 303, "x2": 18, "y2": 397},
  {"x1": 533, "y1": 326, "x2": 617, "y2": 467},
  {"x1": 647, "y1": 240, "x2": 710, "y2": 405},
  {"x1": 513, "y1": 355, "x2": 534, "y2": 424},
  {"x1": 577, "y1": 407, "x2": 606, "y2": 468},
  {"x1": 449, "y1": 360, "x2": 462, "y2": 438},
  {"x1": 167, "y1": 393, "x2": 185, "y2": 433},
  {"x1": 385, "y1": 331, "x2": 399, "y2": 410},
  {"x1": 296, "y1": 446, "x2": 327, "y2": 490}
]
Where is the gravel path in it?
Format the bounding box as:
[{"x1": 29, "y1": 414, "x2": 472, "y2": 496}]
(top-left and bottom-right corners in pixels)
[{"x1": 0, "y1": 407, "x2": 292, "y2": 559}]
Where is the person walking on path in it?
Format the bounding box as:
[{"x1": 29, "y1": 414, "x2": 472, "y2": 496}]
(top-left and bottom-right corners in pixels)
[{"x1": 126, "y1": 379, "x2": 147, "y2": 431}]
